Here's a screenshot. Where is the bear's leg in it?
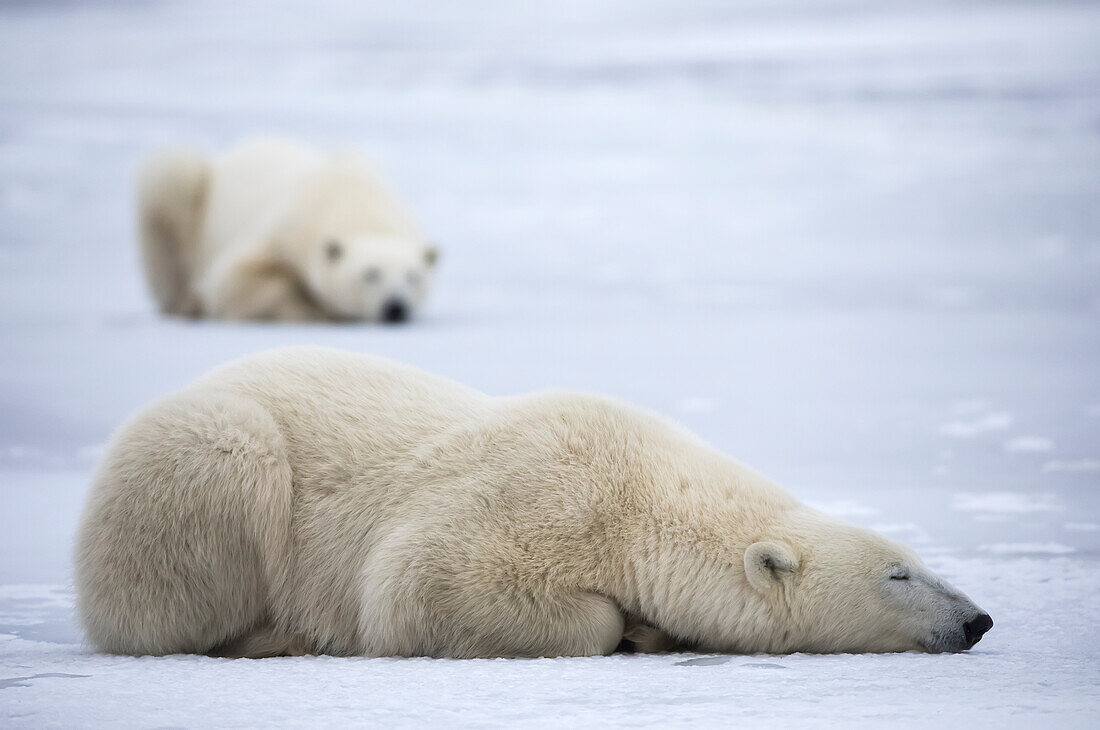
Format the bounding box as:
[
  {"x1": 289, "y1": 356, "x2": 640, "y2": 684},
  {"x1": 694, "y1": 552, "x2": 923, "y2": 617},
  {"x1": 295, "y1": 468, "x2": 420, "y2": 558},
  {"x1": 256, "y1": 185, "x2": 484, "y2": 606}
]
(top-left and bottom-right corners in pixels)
[
  {"x1": 74, "y1": 391, "x2": 294, "y2": 656},
  {"x1": 450, "y1": 590, "x2": 626, "y2": 659},
  {"x1": 204, "y1": 255, "x2": 327, "y2": 321},
  {"x1": 136, "y1": 148, "x2": 209, "y2": 316},
  {"x1": 362, "y1": 530, "x2": 628, "y2": 658},
  {"x1": 365, "y1": 582, "x2": 626, "y2": 658},
  {"x1": 209, "y1": 622, "x2": 313, "y2": 658},
  {"x1": 620, "y1": 614, "x2": 693, "y2": 653},
  {"x1": 521, "y1": 590, "x2": 627, "y2": 658}
]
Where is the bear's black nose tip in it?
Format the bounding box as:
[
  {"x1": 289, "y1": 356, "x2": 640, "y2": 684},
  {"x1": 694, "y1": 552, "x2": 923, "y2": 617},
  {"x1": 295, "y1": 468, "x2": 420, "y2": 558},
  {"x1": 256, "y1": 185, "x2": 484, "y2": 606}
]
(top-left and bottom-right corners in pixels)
[
  {"x1": 380, "y1": 299, "x2": 409, "y2": 324},
  {"x1": 963, "y1": 613, "x2": 993, "y2": 647}
]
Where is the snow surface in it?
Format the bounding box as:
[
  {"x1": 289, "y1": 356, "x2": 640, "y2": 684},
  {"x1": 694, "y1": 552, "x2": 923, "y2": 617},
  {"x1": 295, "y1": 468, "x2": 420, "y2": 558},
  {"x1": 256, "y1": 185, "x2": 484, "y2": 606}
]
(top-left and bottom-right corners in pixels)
[{"x1": 1, "y1": 0, "x2": 1099, "y2": 726}]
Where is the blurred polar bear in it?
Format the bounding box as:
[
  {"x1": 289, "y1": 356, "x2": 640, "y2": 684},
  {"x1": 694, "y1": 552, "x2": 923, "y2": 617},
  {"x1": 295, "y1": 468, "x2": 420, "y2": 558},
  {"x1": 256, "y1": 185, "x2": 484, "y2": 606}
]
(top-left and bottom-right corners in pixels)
[
  {"x1": 136, "y1": 138, "x2": 437, "y2": 322},
  {"x1": 74, "y1": 346, "x2": 993, "y2": 659}
]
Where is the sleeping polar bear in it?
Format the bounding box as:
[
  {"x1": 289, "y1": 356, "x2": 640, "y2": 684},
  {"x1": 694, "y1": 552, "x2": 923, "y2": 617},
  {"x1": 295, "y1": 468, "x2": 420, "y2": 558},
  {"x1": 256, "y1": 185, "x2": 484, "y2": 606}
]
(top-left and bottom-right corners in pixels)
[
  {"x1": 137, "y1": 139, "x2": 437, "y2": 322},
  {"x1": 75, "y1": 347, "x2": 993, "y2": 658}
]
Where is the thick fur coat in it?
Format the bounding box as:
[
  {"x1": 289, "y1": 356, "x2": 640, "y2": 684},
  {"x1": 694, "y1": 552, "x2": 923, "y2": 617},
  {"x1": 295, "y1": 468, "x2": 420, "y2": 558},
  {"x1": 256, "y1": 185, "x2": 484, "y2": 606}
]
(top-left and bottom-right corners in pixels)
[
  {"x1": 75, "y1": 347, "x2": 991, "y2": 658},
  {"x1": 137, "y1": 139, "x2": 436, "y2": 322}
]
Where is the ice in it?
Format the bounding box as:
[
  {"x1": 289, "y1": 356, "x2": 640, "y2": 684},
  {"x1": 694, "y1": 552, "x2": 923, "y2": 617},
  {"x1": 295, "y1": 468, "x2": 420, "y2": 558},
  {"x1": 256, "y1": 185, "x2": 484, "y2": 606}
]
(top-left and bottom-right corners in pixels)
[
  {"x1": 950, "y1": 492, "x2": 1062, "y2": 515},
  {"x1": 1003, "y1": 436, "x2": 1055, "y2": 453},
  {"x1": 1042, "y1": 459, "x2": 1100, "y2": 473},
  {"x1": 1065, "y1": 523, "x2": 1100, "y2": 533},
  {"x1": 2, "y1": 0, "x2": 1099, "y2": 726},
  {"x1": 937, "y1": 412, "x2": 1014, "y2": 438},
  {"x1": 978, "y1": 542, "x2": 1076, "y2": 556}
]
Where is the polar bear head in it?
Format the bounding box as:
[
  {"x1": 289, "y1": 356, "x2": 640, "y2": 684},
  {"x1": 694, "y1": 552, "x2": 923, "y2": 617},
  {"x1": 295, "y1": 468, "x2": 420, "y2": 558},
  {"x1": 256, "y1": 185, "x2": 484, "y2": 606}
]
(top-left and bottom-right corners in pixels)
[
  {"x1": 734, "y1": 512, "x2": 992, "y2": 653},
  {"x1": 272, "y1": 158, "x2": 438, "y2": 323},
  {"x1": 306, "y1": 235, "x2": 437, "y2": 323}
]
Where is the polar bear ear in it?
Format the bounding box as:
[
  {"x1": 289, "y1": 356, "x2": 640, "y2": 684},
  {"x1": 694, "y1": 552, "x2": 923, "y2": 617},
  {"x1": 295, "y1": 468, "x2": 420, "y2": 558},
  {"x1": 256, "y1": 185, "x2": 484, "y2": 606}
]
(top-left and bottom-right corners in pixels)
[
  {"x1": 744, "y1": 541, "x2": 799, "y2": 593},
  {"x1": 424, "y1": 246, "x2": 439, "y2": 267}
]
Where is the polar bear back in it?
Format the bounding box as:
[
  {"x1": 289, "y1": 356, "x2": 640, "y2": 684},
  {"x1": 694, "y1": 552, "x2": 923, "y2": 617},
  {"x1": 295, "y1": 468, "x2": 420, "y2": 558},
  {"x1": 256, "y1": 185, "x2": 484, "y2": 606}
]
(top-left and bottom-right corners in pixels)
[
  {"x1": 198, "y1": 139, "x2": 422, "y2": 270},
  {"x1": 78, "y1": 347, "x2": 992, "y2": 657},
  {"x1": 175, "y1": 347, "x2": 662, "y2": 655},
  {"x1": 196, "y1": 346, "x2": 492, "y2": 476},
  {"x1": 198, "y1": 138, "x2": 319, "y2": 266}
]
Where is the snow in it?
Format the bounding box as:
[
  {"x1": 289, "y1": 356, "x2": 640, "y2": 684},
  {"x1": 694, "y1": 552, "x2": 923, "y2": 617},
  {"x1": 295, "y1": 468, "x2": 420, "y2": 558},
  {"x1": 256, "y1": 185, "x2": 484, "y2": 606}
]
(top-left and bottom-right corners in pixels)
[
  {"x1": 1042, "y1": 459, "x2": 1100, "y2": 473},
  {"x1": 950, "y1": 492, "x2": 1062, "y2": 515},
  {"x1": 1, "y1": 0, "x2": 1099, "y2": 726},
  {"x1": 1065, "y1": 523, "x2": 1100, "y2": 533},
  {"x1": 977, "y1": 542, "x2": 1076, "y2": 556},
  {"x1": 938, "y1": 412, "x2": 1014, "y2": 438},
  {"x1": 1003, "y1": 436, "x2": 1054, "y2": 453}
]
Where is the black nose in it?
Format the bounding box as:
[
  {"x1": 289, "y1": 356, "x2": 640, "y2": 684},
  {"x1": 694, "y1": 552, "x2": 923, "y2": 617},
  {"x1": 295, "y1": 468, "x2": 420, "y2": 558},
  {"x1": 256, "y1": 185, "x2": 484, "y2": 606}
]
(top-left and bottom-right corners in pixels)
[
  {"x1": 380, "y1": 299, "x2": 408, "y2": 324},
  {"x1": 963, "y1": 614, "x2": 993, "y2": 647}
]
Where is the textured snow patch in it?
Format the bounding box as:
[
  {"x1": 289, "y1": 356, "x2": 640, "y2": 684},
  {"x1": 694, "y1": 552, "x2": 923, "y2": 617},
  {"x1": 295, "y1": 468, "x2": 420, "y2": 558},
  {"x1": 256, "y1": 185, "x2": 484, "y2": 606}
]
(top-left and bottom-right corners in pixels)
[
  {"x1": 871, "y1": 523, "x2": 934, "y2": 545},
  {"x1": 938, "y1": 412, "x2": 1013, "y2": 438},
  {"x1": 675, "y1": 397, "x2": 716, "y2": 414},
  {"x1": 1042, "y1": 459, "x2": 1100, "y2": 473},
  {"x1": 0, "y1": 585, "x2": 72, "y2": 604},
  {"x1": 924, "y1": 285, "x2": 978, "y2": 308},
  {"x1": 1004, "y1": 436, "x2": 1054, "y2": 453},
  {"x1": 0, "y1": 445, "x2": 45, "y2": 461},
  {"x1": 1065, "y1": 522, "x2": 1100, "y2": 532},
  {"x1": 3, "y1": 556, "x2": 1099, "y2": 727},
  {"x1": 951, "y1": 399, "x2": 991, "y2": 416},
  {"x1": 952, "y1": 492, "x2": 1061, "y2": 514},
  {"x1": 979, "y1": 542, "x2": 1076, "y2": 555},
  {"x1": 806, "y1": 499, "x2": 878, "y2": 518}
]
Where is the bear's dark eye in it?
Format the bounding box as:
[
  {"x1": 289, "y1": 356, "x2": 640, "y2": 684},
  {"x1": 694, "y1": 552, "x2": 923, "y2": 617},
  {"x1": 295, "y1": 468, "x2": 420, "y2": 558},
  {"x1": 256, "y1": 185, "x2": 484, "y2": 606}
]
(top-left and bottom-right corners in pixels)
[
  {"x1": 325, "y1": 240, "x2": 343, "y2": 262},
  {"x1": 890, "y1": 572, "x2": 910, "y2": 581},
  {"x1": 363, "y1": 267, "x2": 381, "y2": 283}
]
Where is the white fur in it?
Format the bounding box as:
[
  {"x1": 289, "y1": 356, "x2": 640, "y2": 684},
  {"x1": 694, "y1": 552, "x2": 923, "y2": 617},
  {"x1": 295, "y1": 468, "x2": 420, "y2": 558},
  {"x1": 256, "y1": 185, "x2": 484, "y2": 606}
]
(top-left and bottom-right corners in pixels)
[
  {"x1": 136, "y1": 139, "x2": 436, "y2": 322},
  {"x1": 74, "y1": 347, "x2": 991, "y2": 658}
]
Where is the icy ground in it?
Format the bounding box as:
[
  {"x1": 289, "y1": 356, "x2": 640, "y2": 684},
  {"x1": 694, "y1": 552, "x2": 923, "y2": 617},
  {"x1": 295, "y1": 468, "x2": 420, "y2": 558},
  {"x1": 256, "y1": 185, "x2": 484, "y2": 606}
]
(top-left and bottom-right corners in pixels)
[{"x1": 2, "y1": 0, "x2": 1099, "y2": 726}]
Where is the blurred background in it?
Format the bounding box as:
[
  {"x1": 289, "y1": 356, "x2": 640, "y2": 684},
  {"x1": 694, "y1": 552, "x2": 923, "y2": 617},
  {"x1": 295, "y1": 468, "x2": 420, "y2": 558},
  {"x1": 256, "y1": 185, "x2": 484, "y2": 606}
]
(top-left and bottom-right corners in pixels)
[
  {"x1": 0, "y1": 1, "x2": 1099, "y2": 721},
  {"x1": 4, "y1": 0, "x2": 1098, "y2": 555},
  {"x1": 0, "y1": 0, "x2": 1095, "y2": 721}
]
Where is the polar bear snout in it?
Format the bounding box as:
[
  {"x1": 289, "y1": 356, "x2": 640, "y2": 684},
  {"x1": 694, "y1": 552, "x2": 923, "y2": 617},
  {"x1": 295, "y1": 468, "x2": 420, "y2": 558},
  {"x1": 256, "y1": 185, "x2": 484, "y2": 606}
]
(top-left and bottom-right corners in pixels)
[
  {"x1": 313, "y1": 240, "x2": 433, "y2": 323},
  {"x1": 925, "y1": 610, "x2": 994, "y2": 652},
  {"x1": 380, "y1": 298, "x2": 409, "y2": 323},
  {"x1": 962, "y1": 613, "x2": 994, "y2": 649}
]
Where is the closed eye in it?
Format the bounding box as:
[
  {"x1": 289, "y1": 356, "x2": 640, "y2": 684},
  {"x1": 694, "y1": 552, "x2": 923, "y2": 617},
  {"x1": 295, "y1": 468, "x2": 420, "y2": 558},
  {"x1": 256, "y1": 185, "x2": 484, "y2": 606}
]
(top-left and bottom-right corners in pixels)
[
  {"x1": 325, "y1": 240, "x2": 343, "y2": 261},
  {"x1": 890, "y1": 574, "x2": 910, "y2": 581}
]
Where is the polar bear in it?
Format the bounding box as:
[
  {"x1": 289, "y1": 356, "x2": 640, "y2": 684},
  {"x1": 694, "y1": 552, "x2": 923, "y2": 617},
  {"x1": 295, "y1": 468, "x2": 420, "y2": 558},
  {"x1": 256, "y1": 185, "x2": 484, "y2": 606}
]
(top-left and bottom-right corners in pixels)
[
  {"x1": 137, "y1": 139, "x2": 437, "y2": 322},
  {"x1": 74, "y1": 347, "x2": 992, "y2": 658}
]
